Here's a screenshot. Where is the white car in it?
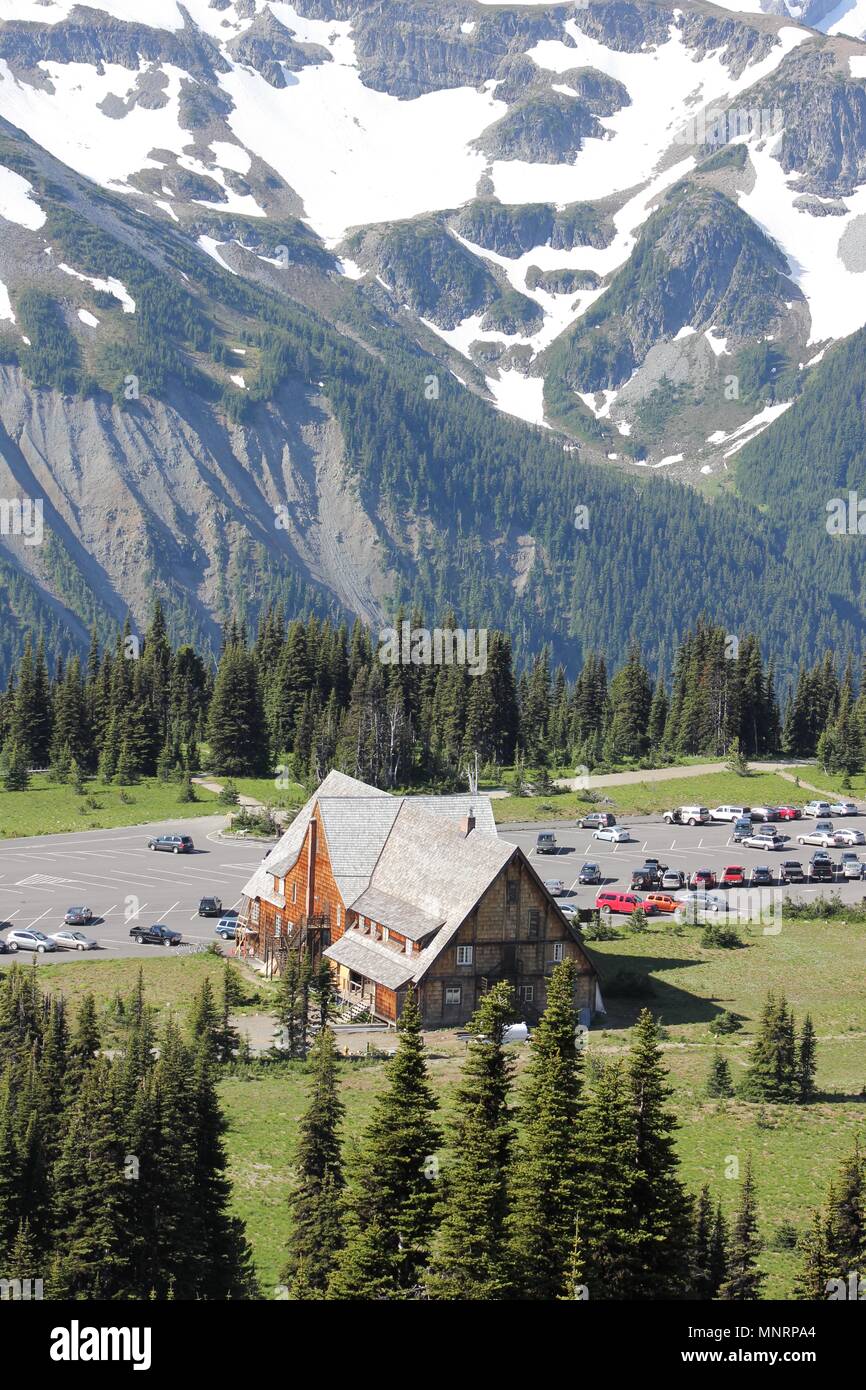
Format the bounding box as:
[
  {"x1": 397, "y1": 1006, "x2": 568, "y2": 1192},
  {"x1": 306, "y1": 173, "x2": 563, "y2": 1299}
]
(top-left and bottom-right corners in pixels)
[
  {"x1": 798, "y1": 829, "x2": 845, "y2": 847},
  {"x1": 840, "y1": 853, "x2": 864, "y2": 879},
  {"x1": 50, "y1": 929, "x2": 97, "y2": 951},
  {"x1": 742, "y1": 831, "x2": 786, "y2": 850},
  {"x1": 593, "y1": 826, "x2": 633, "y2": 843},
  {"x1": 543, "y1": 879, "x2": 566, "y2": 896},
  {"x1": 834, "y1": 827, "x2": 866, "y2": 845},
  {"x1": 830, "y1": 802, "x2": 859, "y2": 817},
  {"x1": 802, "y1": 800, "x2": 832, "y2": 818},
  {"x1": 709, "y1": 805, "x2": 748, "y2": 822}
]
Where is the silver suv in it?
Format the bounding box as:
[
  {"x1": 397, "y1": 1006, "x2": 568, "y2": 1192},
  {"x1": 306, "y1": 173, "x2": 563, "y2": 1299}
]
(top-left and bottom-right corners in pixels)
[{"x1": 5, "y1": 929, "x2": 57, "y2": 953}]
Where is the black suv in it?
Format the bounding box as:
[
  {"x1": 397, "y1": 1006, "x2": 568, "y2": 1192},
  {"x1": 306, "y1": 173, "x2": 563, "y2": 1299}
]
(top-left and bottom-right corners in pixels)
[
  {"x1": 147, "y1": 834, "x2": 194, "y2": 854},
  {"x1": 808, "y1": 856, "x2": 834, "y2": 881},
  {"x1": 198, "y1": 897, "x2": 223, "y2": 917},
  {"x1": 581, "y1": 812, "x2": 616, "y2": 831},
  {"x1": 578, "y1": 862, "x2": 602, "y2": 884},
  {"x1": 129, "y1": 923, "x2": 182, "y2": 946}
]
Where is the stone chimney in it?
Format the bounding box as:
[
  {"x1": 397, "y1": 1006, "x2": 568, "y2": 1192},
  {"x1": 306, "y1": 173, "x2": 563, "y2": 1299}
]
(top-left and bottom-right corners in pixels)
[
  {"x1": 460, "y1": 808, "x2": 476, "y2": 838},
  {"x1": 305, "y1": 814, "x2": 317, "y2": 919}
]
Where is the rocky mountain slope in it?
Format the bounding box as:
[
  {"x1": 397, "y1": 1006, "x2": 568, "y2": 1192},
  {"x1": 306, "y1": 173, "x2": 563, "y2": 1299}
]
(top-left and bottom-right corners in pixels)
[{"x1": 1, "y1": 0, "x2": 866, "y2": 681}]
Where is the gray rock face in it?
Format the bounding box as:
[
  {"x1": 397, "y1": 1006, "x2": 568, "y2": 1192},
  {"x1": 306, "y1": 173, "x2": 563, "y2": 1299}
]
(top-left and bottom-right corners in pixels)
[
  {"x1": 226, "y1": 8, "x2": 331, "y2": 87},
  {"x1": 0, "y1": 366, "x2": 393, "y2": 636},
  {"x1": 473, "y1": 91, "x2": 607, "y2": 164}
]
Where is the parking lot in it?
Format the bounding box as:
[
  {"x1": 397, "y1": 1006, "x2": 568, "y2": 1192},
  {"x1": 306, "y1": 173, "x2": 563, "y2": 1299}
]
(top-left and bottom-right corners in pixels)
[
  {"x1": 507, "y1": 812, "x2": 866, "y2": 913},
  {"x1": 0, "y1": 815, "x2": 270, "y2": 963}
]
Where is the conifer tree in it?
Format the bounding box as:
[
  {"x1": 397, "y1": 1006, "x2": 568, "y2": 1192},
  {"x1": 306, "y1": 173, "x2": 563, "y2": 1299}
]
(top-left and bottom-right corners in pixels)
[
  {"x1": 427, "y1": 983, "x2": 515, "y2": 1300},
  {"x1": 718, "y1": 1158, "x2": 765, "y2": 1301},
  {"x1": 623, "y1": 1009, "x2": 695, "y2": 1298},
  {"x1": 792, "y1": 1209, "x2": 833, "y2": 1300},
  {"x1": 742, "y1": 991, "x2": 799, "y2": 1103},
  {"x1": 508, "y1": 961, "x2": 583, "y2": 1298},
  {"x1": 283, "y1": 1028, "x2": 345, "y2": 1294},
  {"x1": 797, "y1": 1014, "x2": 818, "y2": 1104},
  {"x1": 706, "y1": 1052, "x2": 734, "y2": 1098},
  {"x1": 330, "y1": 991, "x2": 440, "y2": 1299}
]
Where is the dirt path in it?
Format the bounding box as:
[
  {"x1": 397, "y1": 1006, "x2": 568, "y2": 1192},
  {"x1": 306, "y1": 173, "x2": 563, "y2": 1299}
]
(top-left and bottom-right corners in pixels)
[
  {"x1": 192, "y1": 778, "x2": 265, "y2": 810},
  {"x1": 554, "y1": 758, "x2": 820, "y2": 792}
]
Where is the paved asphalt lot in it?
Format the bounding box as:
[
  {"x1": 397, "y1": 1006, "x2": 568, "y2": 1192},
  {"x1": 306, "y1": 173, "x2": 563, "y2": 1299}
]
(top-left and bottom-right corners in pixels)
[
  {"x1": 505, "y1": 813, "x2": 866, "y2": 913},
  {"x1": 3, "y1": 808, "x2": 866, "y2": 967},
  {"x1": 0, "y1": 816, "x2": 271, "y2": 964}
]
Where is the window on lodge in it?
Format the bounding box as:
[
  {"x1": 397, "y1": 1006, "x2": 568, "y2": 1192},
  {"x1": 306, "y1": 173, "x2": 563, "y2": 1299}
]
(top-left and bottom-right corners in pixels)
[
  {"x1": 291, "y1": 882, "x2": 297, "y2": 905},
  {"x1": 527, "y1": 909, "x2": 540, "y2": 938},
  {"x1": 507, "y1": 880, "x2": 518, "y2": 905},
  {"x1": 445, "y1": 986, "x2": 461, "y2": 1007}
]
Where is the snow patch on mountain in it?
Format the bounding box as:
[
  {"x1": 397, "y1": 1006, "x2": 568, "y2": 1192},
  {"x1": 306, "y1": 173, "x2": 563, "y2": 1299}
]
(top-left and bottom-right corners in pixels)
[
  {"x1": 0, "y1": 60, "x2": 192, "y2": 194},
  {"x1": 57, "y1": 262, "x2": 135, "y2": 313},
  {"x1": 0, "y1": 279, "x2": 15, "y2": 323},
  {"x1": 77, "y1": 309, "x2": 100, "y2": 327},
  {"x1": 485, "y1": 370, "x2": 548, "y2": 428},
  {"x1": 0, "y1": 164, "x2": 46, "y2": 230},
  {"x1": 738, "y1": 133, "x2": 866, "y2": 342},
  {"x1": 495, "y1": 19, "x2": 807, "y2": 208},
  {"x1": 221, "y1": 55, "x2": 504, "y2": 242}
]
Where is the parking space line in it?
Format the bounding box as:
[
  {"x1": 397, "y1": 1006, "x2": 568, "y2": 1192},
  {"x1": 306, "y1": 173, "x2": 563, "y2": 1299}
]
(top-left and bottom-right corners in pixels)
[{"x1": 23, "y1": 908, "x2": 52, "y2": 930}]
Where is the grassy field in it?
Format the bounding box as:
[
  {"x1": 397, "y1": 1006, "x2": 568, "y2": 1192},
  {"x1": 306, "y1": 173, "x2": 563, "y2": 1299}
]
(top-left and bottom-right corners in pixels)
[
  {"x1": 222, "y1": 913, "x2": 866, "y2": 1295},
  {"x1": 10, "y1": 885, "x2": 864, "y2": 1297},
  {"x1": 492, "y1": 769, "x2": 810, "y2": 823},
  {"x1": 228, "y1": 777, "x2": 307, "y2": 808},
  {"x1": 10, "y1": 950, "x2": 276, "y2": 1046},
  {"x1": 0, "y1": 773, "x2": 222, "y2": 837}
]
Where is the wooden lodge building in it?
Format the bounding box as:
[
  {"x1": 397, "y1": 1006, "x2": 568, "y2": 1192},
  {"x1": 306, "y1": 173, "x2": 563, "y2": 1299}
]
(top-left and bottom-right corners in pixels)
[{"x1": 237, "y1": 771, "x2": 603, "y2": 1029}]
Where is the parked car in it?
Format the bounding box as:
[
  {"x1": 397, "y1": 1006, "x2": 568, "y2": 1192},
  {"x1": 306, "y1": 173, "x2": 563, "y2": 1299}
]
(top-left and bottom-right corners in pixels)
[
  {"x1": 630, "y1": 861, "x2": 667, "y2": 890},
  {"x1": 543, "y1": 879, "x2": 566, "y2": 896},
  {"x1": 215, "y1": 917, "x2": 241, "y2": 939},
  {"x1": 815, "y1": 820, "x2": 835, "y2": 836},
  {"x1": 643, "y1": 892, "x2": 680, "y2": 914},
  {"x1": 198, "y1": 897, "x2": 224, "y2": 917},
  {"x1": 0, "y1": 939, "x2": 8, "y2": 954},
  {"x1": 690, "y1": 868, "x2": 718, "y2": 890},
  {"x1": 536, "y1": 831, "x2": 558, "y2": 855},
  {"x1": 840, "y1": 853, "x2": 864, "y2": 879},
  {"x1": 661, "y1": 868, "x2": 686, "y2": 889},
  {"x1": 595, "y1": 891, "x2": 656, "y2": 916},
  {"x1": 798, "y1": 829, "x2": 843, "y2": 848},
  {"x1": 750, "y1": 865, "x2": 775, "y2": 886},
  {"x1": 731, "y1": 816, "x2": 753, "y2": 842},
  {"x1": 674, "y1": 890, "x2": 726, "y2": 918},
  {"x1": 578, "y1": 862, "x2": 602, "y2": 884},
  {"x1": 803, "y1": 800, "x2": 832, "y2": 818},
  {"x1": 663, "y1": 806, "x2": 710, "y2": 825},
  {"x1": 50, "y1": 929, "x2": 97, "y2": 951},
  {"x1": 129, "y1": 923, "x2": 182, "y2": 946},
  {"x1": 5, "y1": 929, "x2": 57, "y2": 953},
  {"x1": 750, "y1": 824, "x2": 790, "y2": 844},
  {"x1": 743, "y1": 830, "x2": 786, "y2": 850},
  {"x1": 779, "y1": 860, "x2": 805, "y2": 883},
  {"x1": 710, "y1": 805, "x2": 750, "y2": 822},
  {"x1": 834, "y1": 827, "x2": 866, "y2": 845},
  {"x1": 147, "y1": 834, "x2": 194, "y2": 854},
  {"x1": 807, "y1": 855, "x2": 835, "y2": 881},
  {"x1": 720, "y1": 865, "x2": 746, "y2": 888},
  {"x1": 829, "y1": 802, "x2": 859, "y2": 817},
  {"x1": 580, "y1": 812, "x2": 616, "y2": 830},
  {"x1": 750, "y1": 805, "x2": 781, "y2": 822},
  {"x1": 775, "y1": 805, "x2": 802, "y2": 821},
  {"x1": 593, "y1": 826, "x2": 632, "y2": 843},
  {"x1": 63, "y1": 906, "x2": 93, "y2": 926}
]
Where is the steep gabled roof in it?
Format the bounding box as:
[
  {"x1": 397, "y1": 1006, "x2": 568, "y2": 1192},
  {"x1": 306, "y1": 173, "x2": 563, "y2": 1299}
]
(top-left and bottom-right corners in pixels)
[
  {"x1": 240, "y1": 770, "x2": 389, "y2": 902},
  {"x1": 240, "y1": 771, "x2": 498, "y2": 909},
  {"x1": 352, "y1": 800, "x2": 515, "y2": 984}
]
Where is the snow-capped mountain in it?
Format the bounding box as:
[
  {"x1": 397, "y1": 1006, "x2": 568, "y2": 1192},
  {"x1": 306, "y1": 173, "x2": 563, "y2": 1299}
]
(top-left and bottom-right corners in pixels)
[{"x1": 1, "y1": 0, "x2": 866, "y2": 674}]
